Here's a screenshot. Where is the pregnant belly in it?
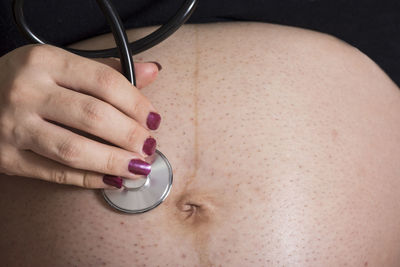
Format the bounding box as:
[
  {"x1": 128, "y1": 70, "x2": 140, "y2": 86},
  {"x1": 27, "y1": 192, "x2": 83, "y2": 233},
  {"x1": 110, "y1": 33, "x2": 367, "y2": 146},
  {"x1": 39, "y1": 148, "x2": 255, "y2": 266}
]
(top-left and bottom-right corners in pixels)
[{"x1": 1, "y1": 22, "x2": 400, "y2": 266}]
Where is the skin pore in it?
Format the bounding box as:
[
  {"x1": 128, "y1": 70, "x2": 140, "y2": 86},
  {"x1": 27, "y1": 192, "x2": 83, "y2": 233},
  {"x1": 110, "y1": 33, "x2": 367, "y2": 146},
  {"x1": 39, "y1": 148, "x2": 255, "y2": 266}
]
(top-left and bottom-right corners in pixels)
[{"x1": 0, "y1": 22, "x2": 400, "y2": 266}]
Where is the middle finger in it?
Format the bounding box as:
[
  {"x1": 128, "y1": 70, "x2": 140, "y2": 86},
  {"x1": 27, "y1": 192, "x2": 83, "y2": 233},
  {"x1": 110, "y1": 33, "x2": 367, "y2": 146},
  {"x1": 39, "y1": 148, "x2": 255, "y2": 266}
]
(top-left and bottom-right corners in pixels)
[{"x1": 38, "y1": 85, "x2": 156, "y2": 157}]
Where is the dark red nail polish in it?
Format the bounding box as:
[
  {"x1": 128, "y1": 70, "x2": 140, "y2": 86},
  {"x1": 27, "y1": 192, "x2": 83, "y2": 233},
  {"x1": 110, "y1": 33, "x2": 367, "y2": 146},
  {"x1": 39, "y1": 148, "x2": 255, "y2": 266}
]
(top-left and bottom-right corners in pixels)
[
  {"x1": 128, "y1": 159, "x2": 151, "y2": 175},
  {"x1": 103, "y1": 175, "x2": 123, "y2": 189},
  {"x1": 147, "y1": 112, "x2": 161, "y2": 130},
  {"x1": 143, "y1": 137, "x2": 156, "y2": 156},
  {"x1": 149, "y1": 61, "x2": 162, "y2": 71}
]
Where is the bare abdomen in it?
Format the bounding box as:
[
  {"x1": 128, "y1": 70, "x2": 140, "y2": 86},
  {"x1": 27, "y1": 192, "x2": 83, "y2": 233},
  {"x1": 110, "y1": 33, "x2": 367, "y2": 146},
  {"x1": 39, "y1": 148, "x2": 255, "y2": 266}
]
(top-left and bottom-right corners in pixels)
[{"x1": 1, "y1": 22, "x2": 400, "y2": 266}]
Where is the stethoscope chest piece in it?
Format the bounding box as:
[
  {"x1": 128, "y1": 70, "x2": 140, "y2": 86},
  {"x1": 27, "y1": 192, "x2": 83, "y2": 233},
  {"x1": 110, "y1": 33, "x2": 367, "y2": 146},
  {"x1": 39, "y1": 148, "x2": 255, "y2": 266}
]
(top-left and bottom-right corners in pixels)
[{"x1": 102, "y1": 150, "x2": 173, "y2": 214}]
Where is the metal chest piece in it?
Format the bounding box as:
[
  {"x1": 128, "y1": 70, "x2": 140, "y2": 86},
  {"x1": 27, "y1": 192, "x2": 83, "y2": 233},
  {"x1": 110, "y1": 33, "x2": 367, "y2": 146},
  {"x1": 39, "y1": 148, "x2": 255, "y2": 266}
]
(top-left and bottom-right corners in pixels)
[{"x1": 102, "y1": 150, "x2": 173, "y2": 214}]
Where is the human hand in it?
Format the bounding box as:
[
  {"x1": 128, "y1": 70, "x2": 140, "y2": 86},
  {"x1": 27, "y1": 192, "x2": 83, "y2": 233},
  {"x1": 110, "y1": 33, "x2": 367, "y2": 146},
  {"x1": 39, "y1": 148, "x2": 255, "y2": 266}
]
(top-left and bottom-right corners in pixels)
[{"x1": 0, "y1": 44, "x2": 161, "y2": 189}]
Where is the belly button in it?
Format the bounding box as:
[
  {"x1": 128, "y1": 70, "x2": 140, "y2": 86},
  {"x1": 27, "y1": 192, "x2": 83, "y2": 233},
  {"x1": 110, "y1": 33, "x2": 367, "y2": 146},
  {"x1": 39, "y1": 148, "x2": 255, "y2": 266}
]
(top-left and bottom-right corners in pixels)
[
  {"x1": 175, "y1": 193, "x2": 216, "y2": 225},
  {"x1": 181, "y1": 203, "x2": 200, "y2": 219}
]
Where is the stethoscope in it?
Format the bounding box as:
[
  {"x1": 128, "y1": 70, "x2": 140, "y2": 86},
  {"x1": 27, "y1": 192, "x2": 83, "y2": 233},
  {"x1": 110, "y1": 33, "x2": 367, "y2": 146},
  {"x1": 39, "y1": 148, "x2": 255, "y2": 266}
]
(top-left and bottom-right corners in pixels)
[{"x1": 12, "y1": 0, "x2": 198, "y2": 213}]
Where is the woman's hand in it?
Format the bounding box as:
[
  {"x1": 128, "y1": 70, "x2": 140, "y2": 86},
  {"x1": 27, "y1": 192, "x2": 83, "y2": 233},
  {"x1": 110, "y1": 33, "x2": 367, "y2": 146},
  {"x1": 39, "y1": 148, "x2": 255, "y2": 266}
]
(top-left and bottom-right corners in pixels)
[{"x1": 0, "y1": 44, "x2": 162, "y2": 189}]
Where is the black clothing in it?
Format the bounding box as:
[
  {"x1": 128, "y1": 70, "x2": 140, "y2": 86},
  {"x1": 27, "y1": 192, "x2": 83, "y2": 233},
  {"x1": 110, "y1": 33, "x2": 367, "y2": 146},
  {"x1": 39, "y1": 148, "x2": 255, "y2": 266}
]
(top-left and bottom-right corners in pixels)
[{"x1": 1, "y1": 0, "x2": 399, "y2": 86}]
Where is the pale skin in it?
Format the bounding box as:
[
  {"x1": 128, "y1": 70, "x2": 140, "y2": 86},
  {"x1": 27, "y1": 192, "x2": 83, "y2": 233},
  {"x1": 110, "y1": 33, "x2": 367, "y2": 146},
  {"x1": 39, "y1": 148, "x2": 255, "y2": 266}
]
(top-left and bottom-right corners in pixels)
[
  {"x1": 0, "y1": 44, "x2": 161, "y2": 188},
  {"x1": 0, "y1": 22, "x2": 400, "y2": 266}
]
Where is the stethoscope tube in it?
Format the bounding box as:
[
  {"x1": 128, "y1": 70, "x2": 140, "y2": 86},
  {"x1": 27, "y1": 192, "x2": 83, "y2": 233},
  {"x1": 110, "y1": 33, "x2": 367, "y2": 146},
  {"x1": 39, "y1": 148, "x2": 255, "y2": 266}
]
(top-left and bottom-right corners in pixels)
[
  {"x1": 12, "y1": 0, "x2": 199, "y2": 85},
  {"x1": 12, "y1": 0, "x2": 198, "y2": 57},
  {"x1": 95, "y1": 0, "x2": 135, "y2": 84}
]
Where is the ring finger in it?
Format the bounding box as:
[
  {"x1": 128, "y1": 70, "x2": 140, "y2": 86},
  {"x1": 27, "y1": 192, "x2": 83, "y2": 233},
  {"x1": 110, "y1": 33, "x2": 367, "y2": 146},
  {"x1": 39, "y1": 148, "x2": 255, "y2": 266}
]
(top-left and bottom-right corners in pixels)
[{"x1": 21, "y1": 118, "x2": 152, "y2": 180}]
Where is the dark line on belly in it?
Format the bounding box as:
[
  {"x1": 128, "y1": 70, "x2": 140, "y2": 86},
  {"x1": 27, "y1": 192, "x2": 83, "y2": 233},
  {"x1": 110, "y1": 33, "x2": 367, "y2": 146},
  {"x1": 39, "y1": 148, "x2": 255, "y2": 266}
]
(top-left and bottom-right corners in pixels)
[
  {"x1": 193, "y1": 27, "x2": 199, "y2": 182},
  {"x1": 186, "y1": 26, "x2": 200, "y2": 187},
  {"x1": 192, "y1": 26, "x2": 213, "y2": 267}
]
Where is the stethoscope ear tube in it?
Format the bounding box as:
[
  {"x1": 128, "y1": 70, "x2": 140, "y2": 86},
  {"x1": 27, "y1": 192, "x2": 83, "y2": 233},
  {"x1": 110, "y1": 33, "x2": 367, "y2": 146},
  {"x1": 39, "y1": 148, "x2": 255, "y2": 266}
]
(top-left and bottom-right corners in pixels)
[
  {"x1": 12, "y1": 0, "x2": 198, "y2": 58},
  {"x1": 95, "y1": 0, "x2": 135, "y2": 85}
]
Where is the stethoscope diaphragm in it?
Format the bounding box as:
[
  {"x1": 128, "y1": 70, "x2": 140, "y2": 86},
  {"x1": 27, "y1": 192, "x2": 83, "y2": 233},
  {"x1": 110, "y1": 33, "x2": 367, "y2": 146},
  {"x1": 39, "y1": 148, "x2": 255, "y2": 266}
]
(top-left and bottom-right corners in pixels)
[{"x1": 102, "y1": 150, "x2": 173, "y2": 214}]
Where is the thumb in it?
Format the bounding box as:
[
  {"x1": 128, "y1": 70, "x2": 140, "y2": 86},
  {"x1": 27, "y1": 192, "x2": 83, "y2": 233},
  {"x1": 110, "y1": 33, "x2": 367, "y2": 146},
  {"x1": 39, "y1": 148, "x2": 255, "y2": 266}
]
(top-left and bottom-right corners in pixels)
[{"x1": 93, "y1": 58, "x2": 162, "y2": 89}]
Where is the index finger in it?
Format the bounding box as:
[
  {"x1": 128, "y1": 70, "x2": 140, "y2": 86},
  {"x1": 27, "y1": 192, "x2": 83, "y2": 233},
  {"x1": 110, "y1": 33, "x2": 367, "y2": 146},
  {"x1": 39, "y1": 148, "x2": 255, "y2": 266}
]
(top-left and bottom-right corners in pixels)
[{"x1": 48, "y1": 46, "x2": 161, "y2": 131}]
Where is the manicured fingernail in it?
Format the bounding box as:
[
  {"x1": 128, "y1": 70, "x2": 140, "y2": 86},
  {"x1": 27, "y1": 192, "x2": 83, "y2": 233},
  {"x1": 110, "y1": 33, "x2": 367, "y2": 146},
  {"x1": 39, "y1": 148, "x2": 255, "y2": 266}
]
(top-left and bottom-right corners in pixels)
[
  {"x1": 143, "y1": 137, "x2": 156, "y2": 156},
  {"x1": 149, "y1": 61, "x2": 162, "y2": 71},
  {"x1": 147, "y1": 112, "x2": 161, "y2": 130},
  {"x1": 103, "y1": 175, "x2": 123, "y2": 189},
  {"x1": 128, "y1": 159, "x2": 151, "y2": 175}
]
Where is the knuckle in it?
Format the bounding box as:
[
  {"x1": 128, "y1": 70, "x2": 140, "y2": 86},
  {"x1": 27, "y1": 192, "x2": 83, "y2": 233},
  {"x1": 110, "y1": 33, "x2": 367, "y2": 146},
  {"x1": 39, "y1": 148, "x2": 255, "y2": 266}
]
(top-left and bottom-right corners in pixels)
[
  {"x1": 0, "y1": 147, "x2": 17, "y2": 175},
  {"x1": 6, "y1": 80, "x2": 26, "y2": 105},
  {"x1": 0, "y1": 114, "x2": 11, "y2": 140},
  {"x1": 81, "y1": 100, "x2": 104, "y2": 124},
  {"x1": 81, "y1": 172, "x2": 92, "y2": 188},
  {"x1": 50, "y1": 169, "x2": 69, "y2": 185},
  {"x1": 129, "y1": 94, "x2": 150, "y2": 118},
  {"x1": 95, "y1": 66, "x2": 120, "y2": 89},
  {"x1": 23, "y1": 44, "x2": 53, "y2": 66},
  {"x1": 57, "y1": 139, "x2": 80, "y2": 164},
  {"x1": 11, "y1": 124, "x2": 26, "y2": 148},
  {"x1": 126, "y1": 124, "x2": 140, "y2": 145},
  {"x1": 105, "y1": 151, "x2": 117, "y2": 173},
  {"x1": 130, "y1": 97, "x2": 141, "y2": 116}
]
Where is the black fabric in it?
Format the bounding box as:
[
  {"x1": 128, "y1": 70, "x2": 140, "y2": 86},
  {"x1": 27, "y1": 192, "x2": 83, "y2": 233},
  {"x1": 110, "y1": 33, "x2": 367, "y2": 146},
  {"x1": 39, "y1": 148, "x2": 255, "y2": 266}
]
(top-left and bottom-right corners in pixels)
[{"x1": 1, "y1": 0, "x2": 399, "y2": 86}]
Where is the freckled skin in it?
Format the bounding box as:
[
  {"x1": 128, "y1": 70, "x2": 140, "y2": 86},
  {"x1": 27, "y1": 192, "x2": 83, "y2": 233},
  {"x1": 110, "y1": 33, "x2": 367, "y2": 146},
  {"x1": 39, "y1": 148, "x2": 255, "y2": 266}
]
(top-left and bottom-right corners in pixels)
[{"x1": 0, "y1": 23, "x2": 400, "y2": 266}]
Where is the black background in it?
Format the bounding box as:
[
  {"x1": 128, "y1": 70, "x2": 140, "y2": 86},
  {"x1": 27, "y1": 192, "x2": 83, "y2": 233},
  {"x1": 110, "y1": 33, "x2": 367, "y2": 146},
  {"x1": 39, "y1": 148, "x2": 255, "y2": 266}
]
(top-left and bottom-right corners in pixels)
[{"x1": 1, "y1": 0, "x2": 399, "y2": 86}]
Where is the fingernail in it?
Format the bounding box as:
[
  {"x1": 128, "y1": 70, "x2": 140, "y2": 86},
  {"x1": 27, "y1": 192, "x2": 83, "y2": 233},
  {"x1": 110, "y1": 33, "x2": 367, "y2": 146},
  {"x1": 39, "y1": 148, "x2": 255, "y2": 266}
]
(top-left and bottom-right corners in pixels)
[
  {"x1": 103, "y1": 175, "x2": 123, "y2": 189},
  {"x1": 149, "y1": 61, "x2": 162, "y2": 71},
  {"x1": 128, "y1": 159, "x2": 151, "y2": 175},
  {"x1": 147, "y1": 112, "x2": 161, "y2": 130},
  {"x1": 143, "y1": 137, "x2": 157, "y2": 156}
]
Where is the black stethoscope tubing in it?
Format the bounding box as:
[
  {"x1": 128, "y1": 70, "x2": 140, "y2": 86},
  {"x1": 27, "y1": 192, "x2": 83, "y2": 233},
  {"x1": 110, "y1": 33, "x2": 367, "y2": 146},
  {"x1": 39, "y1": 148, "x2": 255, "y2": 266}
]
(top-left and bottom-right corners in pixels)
[{"x1": 12, "y1": 0, "x2": 198, "y2": 85}]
